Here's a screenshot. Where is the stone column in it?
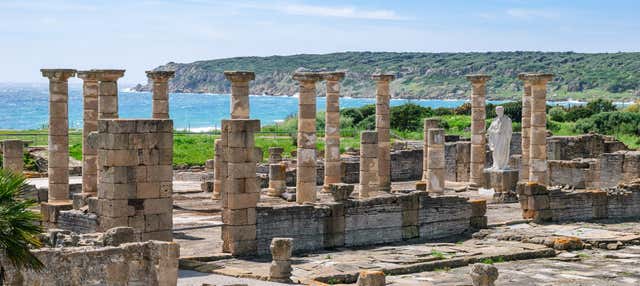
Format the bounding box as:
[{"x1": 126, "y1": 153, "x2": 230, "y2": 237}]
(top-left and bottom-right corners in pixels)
[
  {"x1": 359, "y1": 131, "x2": 378, "y2": 198},
  {"x1": 292, "y1": 72, "x2": 323, "y2": 204},
  {"x1": 518, "y1": 74, "x2": 532, "y2": 182},
  {"x1": 220, "y1": 119, "x2": 261, "y2": 255},
  {"x1": 267, "y1": 163, "x2": 287, "y2": 197},
  {"x1": 1, "y1": 140, "x2": 24, "y2": 174},
  {"x1": 422, "y1": 118, "x2": 441, "y2": 181},
  {"x1": 322, "y1": 72, "x2": 345, "y2": 192},
  {"x1": 269, "y1": 238, "x2": 293, "y2": 283},
  {"x1": 426, "y1": 128, "x2": 445, "y2": 194},
  {"x1": 466, "y1": 75, "x2": 491, "y2": 187},
  {"x1": 96, "y1": 119, "x2": 174, "y2": 241},
  {"x1": 77, "y1": 71, "x2": 100, "y2": 195},
  {"x1": 372, "y1": 74, "x2": 395, "y2": 192},
  {"x1": 42, "y1": 69, "x2": 76, "y2": 202},
  {"x1": 268, "y1": 147, "x2": 284, "y2": 163},
  {"x1": 224, "y1": 71, "x2": 255, "y2": 119},
  {"x1": 523, "y1": 74, "x2": 553, "y2": 185},
  {"x1": 212, "y1": 139, "x2": 225, "y2": 200},
  {"x1": 40, "y1": 69, "x2": 76, "y2": 224},
  {"x1": 95, "y1": 70, "x2": 125, "y2": 119},
  {"x1": 146, "y1": 71, "x2": 175, "y2": 119}
]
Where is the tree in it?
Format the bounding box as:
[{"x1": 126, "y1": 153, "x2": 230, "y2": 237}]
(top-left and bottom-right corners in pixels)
[{"x1": 0, "y1": 169, "x2": 44, "y2": 282}]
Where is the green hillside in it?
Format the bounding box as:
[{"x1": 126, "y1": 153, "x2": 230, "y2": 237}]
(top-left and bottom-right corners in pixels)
[{"x1": 137, "y1": 51, "x2": 640, "y2": 101}]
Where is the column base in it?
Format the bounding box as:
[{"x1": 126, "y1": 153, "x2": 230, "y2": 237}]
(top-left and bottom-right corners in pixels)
[
  {"x1": 483, "y1": 168, "x2": 519, "y2": 203},
  {"x1": 41, "y1": 200, "x2": 73, "y2": 226}
]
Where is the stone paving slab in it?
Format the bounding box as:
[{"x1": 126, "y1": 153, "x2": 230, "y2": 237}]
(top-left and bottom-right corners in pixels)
[{"x1": 179, "y1": 239, "x2": 554, "y2": 285}]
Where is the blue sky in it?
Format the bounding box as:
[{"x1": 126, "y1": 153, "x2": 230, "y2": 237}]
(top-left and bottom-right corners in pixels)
[{"x1": 0, "y1": 0, "x2": 638, "y2": 84}]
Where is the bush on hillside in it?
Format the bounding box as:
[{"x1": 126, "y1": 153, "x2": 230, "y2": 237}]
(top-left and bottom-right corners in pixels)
[
  {"x1": 390, "y1": 103, "x2": 433, "y2": 131},
  {"x1": 574, "y1": 111, "x2": 640, "y2": 136}
]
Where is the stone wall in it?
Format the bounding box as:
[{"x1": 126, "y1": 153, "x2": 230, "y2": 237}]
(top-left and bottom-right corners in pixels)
[
  {"x1": 599, "y1": 151, "x2": 640, "y2": 188},
  {"x1": 548, "y1": 159, "x2": 598, "y2": 189},
  {"x1": 547, "y1": 134, "x2": 627, "y2": 160},
  {"x1": 518, "y1": 181, "x2": 640, "y2": 223},
  {"x1": 1, "y1": 241, "x2": 179, "y2": 286},
  {"x1": 254, "y1": 192, "x2": 478, "y2": 255}
]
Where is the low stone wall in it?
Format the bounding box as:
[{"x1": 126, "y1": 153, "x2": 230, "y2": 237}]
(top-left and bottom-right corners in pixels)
[
  {"x1": 548, "y1": 159, "x2": 598, "y2": 189},
  {"x1": 547, "y1": 133, "x2": 627, "y2": 160},
  {"x1": 600, "y1": 151, "x2": 640, "y2": 188},
  {"x1": 1, "y1": 240, "x2": 179, "y2": 286},
  {"x1": 518, "y1": 180, "x2": 640, "y2": 223},
  {"x1": 254, "y1": 192, "x2": 478, "y2": 255},
  {"x1": 57, "y1": 210, "x2": 99, "y2": 233}
]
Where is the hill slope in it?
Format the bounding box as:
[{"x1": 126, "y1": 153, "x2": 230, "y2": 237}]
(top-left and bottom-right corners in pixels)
[{"x1": 136, "y1": 51, "x2": 640, "y2": 100}]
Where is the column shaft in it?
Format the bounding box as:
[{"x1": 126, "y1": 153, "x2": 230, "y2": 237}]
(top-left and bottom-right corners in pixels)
[
  {"x1": 1, "y1": 140, "x2": 24, "y2": 174},
  {"x1": 422, "y1": 118, "x2": 441, "y2": 181},
  {"x1": 96, "y1": 70, "x2": 125, "y2": 119},
  {"x1": 529, "y1": 82, "x2": 550, "y2": 184},
  {"x1": 426, "y1": 128, "x2": 445, "y2": 194},
  {"x1": 78, "y1": 71, "x2": 99, "y2": 195},
  {"x1": 224, "y1": 71, "x2": 255, "y2": 119},
  {"x1": 372, "y1": 74, "x2": 395, "y2": 192},
  {"x1": 359, "y1": 131, "x2": 378, "y2": 198},
  {"x1": 466, "y1": 75, "x2": 491, "y2": 187},
  {"x1": 519, "y1": 76, "x2": 532, "y2": 182},
  {"x1": 322, "y1": 72, "x2": 345, "y2": 192},
  {"x1": 147, "y1": 71, "x2": 175, "y2": 119}
]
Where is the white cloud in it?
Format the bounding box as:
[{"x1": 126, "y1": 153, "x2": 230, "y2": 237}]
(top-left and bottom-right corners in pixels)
[
  {"x1": 277, "y1": 4, "x2": 406, "y2": 20},
  {"x1": 506, "y1": 8, "x2": 558, "y2": 19}
]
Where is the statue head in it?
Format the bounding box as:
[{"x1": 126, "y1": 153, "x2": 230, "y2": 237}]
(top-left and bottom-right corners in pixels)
[{"x1": 496, "y1": 106, "x2": 504, "y2": 117}]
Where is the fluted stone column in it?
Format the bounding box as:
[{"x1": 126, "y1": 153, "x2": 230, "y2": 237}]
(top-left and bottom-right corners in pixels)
[
  {"x1": 212, "y1": 139, "x2": 225, "y2": 200},
  {"x1": 359, "y1": 131, "x2": 378, "y2": 198},
  {"x1": 322, "y1": 72, "x2": 345, "y2": 192},
  {"x1": 518, "y1": 74, "x2": 532, "y2": 182},
  {"x1": 426, "y1": 128, "x2": 445, "y2": 194},
  {"x1": 1, "y1": 140, "x2": 24, "y2": 174},
  {"x1": 42, "y1": 69, "x2": 76, "y2": 202},
  {"x1": 523, "y1": 74, "x2": 553, "y2": 185},
  {"x1": 466, "y1": 75, "x2": 491, "y2": 187},
  {"x1": 77, "y1": 71, "x2": 100, "y2": 195},
  {"x1": 146, "y1": 70, "x2": 175, "y2": 119},
  {"x1": 95, "y1": 70, "x2": 125, "y2": 119},
  {"x1": 372, "y1": 74, "x2": 395, "y2": 192},
  {"x1": 292, "y1": 72, "x2": 323, "y2": 204},
  {"x1": 224, "y1": 71, "x2": 255, "y2": 119},
  {"x1": 422, "y1": 118, "x2": 441, "y2": 181}
]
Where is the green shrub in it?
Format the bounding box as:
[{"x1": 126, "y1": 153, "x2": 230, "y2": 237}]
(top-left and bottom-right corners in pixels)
[
  {"x1": 574, "y1": 111, "x2": 640, "y2": 136},
  {"x1": 549, "y1": 106, "x2": 567, "y2": 122},
  {"x1": 586, "y1": 98, "x2": 617, "y2": 113},
  {"x1": 390, "y1": 103, "x2": 433, "y2": 131},
  {"x1": 341, "y1": 107, "x2": 364, "y2": 124},
  {"x1": 454, "y1": 103, "x2": 471, "y2": 115},
  {"x1": 357, "y1": 114, "x2": 376, "y2": 130},
  {"x1": 433, "y1": 107, "x2": 453, "y2": 116},
  {"x1": 565, "y1": 106, "x2": 594, "y2": 122},
  {"x1": 486, "y1": 101, "x2": 523, "y2": 122}
]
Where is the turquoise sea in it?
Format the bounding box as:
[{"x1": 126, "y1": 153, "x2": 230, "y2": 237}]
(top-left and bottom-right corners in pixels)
[{"x1": 0, "y1": 83, "x2": 585, "y2": 131}]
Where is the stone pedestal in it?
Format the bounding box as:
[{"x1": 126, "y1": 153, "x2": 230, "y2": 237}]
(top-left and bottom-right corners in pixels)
[
  {"x1": 267, "y1": 163, "x2": 286, "y2": 197},
  {"x1": 322, "y1": 72, "x2": 345, "y2": 192},
  {"x1": 146, "y1": 70, "x2": 175, "y2": 119},
  {"x1": 201, "y1": 159, "x2": 214, "y2": 193},
  {"x1": 292, "y1": 72, "x2": 323, "y2": 204},
  {"x1": 1, "y1": 140, "x2": 24, "y2": 174},
  {"x1": 95, "y1": 70, "x2": 125, "y2": 119},
  {"x1": 269, "y1": 238, "x2": 293, "y2": 283},
  {"x1": 372, "y1": 73, "x2": 395, "y2": 192},
  {"x1": 96, "y1": 119, "x2": 174, "y2": 241},
  {"x1": 268, "y1": 147, "x2": 284, "y2": 163},
  {"x1": 220, "y1": 119, "x2": 261, "y2": 256},
  {"x1": 518, "y1": 74, "x2": 532, "y2": 182},
  {"x1": 359, "y1": 131, "x2": 378, "y2": 198},
  {"x1": 224, "y1": 71, "x2": 255, "y2": 119},
  {"x1": 77, "y1": 71, "x2": 100, "y2": 195},
  {"x1": 482, "y1": 168, "x2": 519, "y2": 203},
  {"x1": 466, "y1": 75, "x2": 491, "y2": 187},
  {"x1": 212, "y1": 139, "x2": 225, "y2": 200},
  {"x1": 41, "y1": 69, "x2": 76, "y2": 209},
  {"x1": 426, "y1": 128, "x2": 445, "y2": 194}
]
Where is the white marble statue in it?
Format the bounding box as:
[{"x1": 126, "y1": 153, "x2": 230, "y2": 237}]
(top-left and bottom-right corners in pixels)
[{"x1": 487, "y1": 106, "x2": 512, "y2": 170}]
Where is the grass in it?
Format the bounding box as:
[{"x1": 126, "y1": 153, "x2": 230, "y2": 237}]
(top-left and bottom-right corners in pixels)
[
  {"x1": 430, "y1": 249, "x2": 447, "y2": 260},
  {"x1": 481, "y1": 256, "x2": 505, "y2": 265}
]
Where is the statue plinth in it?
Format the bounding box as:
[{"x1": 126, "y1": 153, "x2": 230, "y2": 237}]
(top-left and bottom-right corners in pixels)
[{"x1": 482, "y1": 168, "x2": 519, "y2": 203}]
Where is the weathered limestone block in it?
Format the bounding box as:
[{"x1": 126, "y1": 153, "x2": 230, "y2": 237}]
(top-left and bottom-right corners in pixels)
[
  {"x1": 466, "y1": 74, "x2": 491, "y2": 187},
  {"x1": 95, "y1": 69, "x2": 125, "y2": 119},
  {"x1": 426, "y1": 128, "x2": 445, "y2": 194},
  {"x1": 518, "y1": 74, "x2": 532, "y2": 182},
  {"x1": 213, "y1": 139, "x2": 225, "y2": 199},
  {"x1": 522, "y1": 73, "x2": 553, "y2": 185},
  {"x1": 483, "y1": 168, "x2": 519, "y2": 203},
  {"x1": 372, "y1": 73, "x2": 395, "y2": 192},
  {"x1": 146, "y1": 70, "x2": 175, "y2": 119},
  {"x1": 516, "y1": 182, "x2": 551, "y2": 222},
  {"x1": 357, "y1": 270, "x2": 386, "y2": 286},
  {"x1": 548, "y1": 159, "x2": 598, "y2": 189},
  {"x1": 359, "y1": 131, "x2": 378, "y2": 198},
  {"x1": 224, "y1": 71, "x2": 255, "y2": 119},
  {"x1": 1, "y1": 140, "x2": 24, "y2": 174},
  {"x1": 78, "y1": 71, "x2": 100, "y2": 196},
  {"x1": 469, "y1": 263, "x2": 499, "y2": 286},
  {"x1": 469, "y1": 199, "x2": 488, "y2": 229},
  {"x1": 268, "y1": 147, "x2": 284, "y2": 163},
  {"x1": 293, "y1": 71, "x2": 323, "y2": 203},
  {"x1": 269, "y1": 237, "x2": 293, "y2": 283},
  {"x1": 423, "y1": 118, "x2": 442, "y2": 181},
  {"x1": 267, "y1": 163, "x2": 287, "y2": 197},
  {"x1": 599, "y1": 152, "x2": 625, "y2": 188}
]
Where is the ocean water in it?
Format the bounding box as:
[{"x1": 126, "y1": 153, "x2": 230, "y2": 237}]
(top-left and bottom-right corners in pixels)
[{"x1": 0, "y1": 83, "x2": 587, "y2": 131}]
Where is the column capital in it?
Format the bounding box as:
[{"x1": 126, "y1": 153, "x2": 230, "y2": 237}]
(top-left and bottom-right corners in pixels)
[
  {"x1": 371, "y1": 73, "x2": 395, "y2": 82},
  {"x1": 466, "y1": 74, "x2": 491, "y2": 84},
  {"x1": 293, "y1": 71, "x2": 323, "y2": 82},
  {"x1": 146, "y1": 70, "x2": 175, "y2": 82},
  {"x1": 41, "y1": 69, "x2": 76, "y2": 81},
  {"x1": 77, "y1": 70, "x2": 101, "y2": 82},
  {"x1": 519, "y1": 73, "x2": 553, "y2": 85},
  {"x1": 322, "y1": 71, "x2": 346, "y2": 81},
  {"x1": 224, "y1": 71, "x2": 255, "y2": 82},
  {"x1": 94, "y1": 69, "x2": 126, "y2": 81}
]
